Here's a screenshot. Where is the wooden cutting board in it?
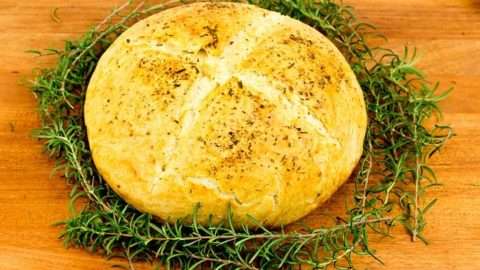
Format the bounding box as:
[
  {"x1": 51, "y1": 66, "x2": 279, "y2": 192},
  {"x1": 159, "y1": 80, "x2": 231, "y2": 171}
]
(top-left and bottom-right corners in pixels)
[{"x1": 1, "y1": 0, "x2": 479, "y2": 269}]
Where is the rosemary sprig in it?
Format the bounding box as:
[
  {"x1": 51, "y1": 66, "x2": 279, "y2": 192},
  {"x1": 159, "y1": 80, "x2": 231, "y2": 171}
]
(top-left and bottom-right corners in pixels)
[
  {"x1": 250, "y1": 0, "x2": 453, "y2": 242},
  {"x1": 30, "y1": 0, "x2": 452, "y2": 269}
]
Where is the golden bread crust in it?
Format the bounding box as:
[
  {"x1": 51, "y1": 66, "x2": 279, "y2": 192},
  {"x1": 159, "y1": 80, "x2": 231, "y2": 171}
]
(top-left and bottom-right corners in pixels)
[{"x1": 85, "y1": 2, "x2": 367, "y2": 226}]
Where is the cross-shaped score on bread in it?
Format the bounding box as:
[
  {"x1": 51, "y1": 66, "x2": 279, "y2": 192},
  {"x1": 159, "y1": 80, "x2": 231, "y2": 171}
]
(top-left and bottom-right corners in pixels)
[
  {"x1": 178, "y1": 12, "x2": 284, "y2": 136},
  {"x1": 84, "y1": 2, "x2": 367, "y2": 227}
]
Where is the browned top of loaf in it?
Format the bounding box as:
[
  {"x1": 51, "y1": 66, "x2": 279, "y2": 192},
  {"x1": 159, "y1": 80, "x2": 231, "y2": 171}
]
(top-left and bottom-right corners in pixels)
[{"x1": 84, "y1": 2, "x2": 367, "y2": 226}]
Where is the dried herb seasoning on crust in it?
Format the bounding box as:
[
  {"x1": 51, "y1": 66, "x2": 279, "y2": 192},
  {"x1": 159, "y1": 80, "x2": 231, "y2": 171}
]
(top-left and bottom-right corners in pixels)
[{"x1": 85, "y1": 2, "x2": 367, "y2": 226}]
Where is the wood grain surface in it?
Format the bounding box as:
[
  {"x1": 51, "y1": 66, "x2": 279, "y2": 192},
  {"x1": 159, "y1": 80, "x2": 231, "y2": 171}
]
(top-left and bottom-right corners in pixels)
[{"x1": 1, "y1": 0, "x2": 479, "y2": 269}]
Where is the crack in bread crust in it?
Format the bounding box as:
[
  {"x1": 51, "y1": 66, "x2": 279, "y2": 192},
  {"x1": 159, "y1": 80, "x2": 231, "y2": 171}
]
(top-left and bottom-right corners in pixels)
[
  {"x1": 235, "y1": 71, "x2": 340, "y2": 147},
  {"x1": 85, "y1": 2, "x2": 367, "y2": 226},
  {"x1": 150, "y1": 13, "x2": 286, "y2": 193},
  {"x1": 177, "y1": 12, "x2": 283, "y2": 138}
]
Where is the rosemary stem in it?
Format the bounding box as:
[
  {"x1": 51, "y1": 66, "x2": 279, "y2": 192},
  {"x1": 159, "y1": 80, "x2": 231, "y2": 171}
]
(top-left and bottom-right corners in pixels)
[
  {"x1": 36, "y1": 133, "x2": 112, "y2": 212},
  {"x1": 73, "y1": 217, "x2": 392, "y2": 242},
  {"x1": 59, "y1": 2, "x2": 146, "y2": 109},
  {"x1": 413, "y1": 114, "x2": 420, "y2": 242},
  {"x1": 94, "y1": 0, "x2": 134, "y2": 32}
]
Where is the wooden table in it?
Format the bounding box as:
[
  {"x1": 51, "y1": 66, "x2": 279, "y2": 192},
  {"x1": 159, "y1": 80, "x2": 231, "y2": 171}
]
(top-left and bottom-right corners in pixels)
[{"x1": 1, "y1": 0, "x2": 479, "y2": 269}]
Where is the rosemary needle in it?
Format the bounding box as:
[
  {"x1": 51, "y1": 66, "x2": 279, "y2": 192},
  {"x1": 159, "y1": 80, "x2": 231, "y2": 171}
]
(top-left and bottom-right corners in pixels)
[
  {"x1": 51, "y1": 7, "x2": 61, "y2": 24},
  {"x1": 29, "y1": 0, "x2": 452, "y2": 269}
]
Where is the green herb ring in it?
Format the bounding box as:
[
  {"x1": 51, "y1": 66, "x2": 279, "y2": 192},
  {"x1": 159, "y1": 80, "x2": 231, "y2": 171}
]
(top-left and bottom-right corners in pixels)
[{"x1": 30, "y1": 0, "x2": 453, "y2": 269}]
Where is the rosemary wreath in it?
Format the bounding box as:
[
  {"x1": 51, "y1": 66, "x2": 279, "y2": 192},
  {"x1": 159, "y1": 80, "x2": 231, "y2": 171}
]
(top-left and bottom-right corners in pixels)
[{"x1": 29, "y1": 0, "x2": 453, "y2": 269}]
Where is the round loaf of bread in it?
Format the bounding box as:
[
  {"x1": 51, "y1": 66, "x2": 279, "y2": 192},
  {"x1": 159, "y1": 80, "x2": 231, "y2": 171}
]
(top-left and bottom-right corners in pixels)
[{"x1": 85, "y1": 2, "x2": 367, "y2": 226}]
